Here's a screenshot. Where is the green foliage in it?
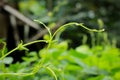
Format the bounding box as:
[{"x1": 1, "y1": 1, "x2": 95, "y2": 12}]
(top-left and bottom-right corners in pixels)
[
  {"x1": 39, "y1": 42, "x2": 120, "y2": 80},
  {"x1": 0, "y1": 20, "x2": 103, "y2": 80},
  {"x1": 1, "y1": 41, "x2": 119, "y2": 80},
  {"x1": 0, "y1": 20, "x2": 119, "y2": 80}
]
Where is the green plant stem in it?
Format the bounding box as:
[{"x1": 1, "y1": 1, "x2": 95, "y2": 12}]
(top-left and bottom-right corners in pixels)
[
  {"x1": 36, "y1": 40, "x2": 52, "y2": 70},
  {"x1": 52, "y1": 22, "x2": 104, "y2": 40},
  {"x1": 45, "y1": 66, "x2": 58, "y2": 80},
  {"x1": 78, "y1": 23, "x2": 104, "y2": 32},
  {"x1": 90, "y1": 32, "x2": 95, "y2": 47},
  {"x1": 0, "y1": 47, "x2": 18, "y2": 60},
  {"x1": 0, "y1": 73, "x2": 33, "y2": 76},
  {"x1": 1, "y1": 42, "x2": 6, "y2": 80},
  {"x1": 23, "y1": 40, "x2": 48, "y2": 47},
  {"x1": 0, "y1": 40, "x2": 48, "y2": 60},
  {"x1": 34, "y1": 20, "x2": 52, "y2": 38},
  {"x1": 1, "y1": 42, "x2": 6, "y2": 72}
]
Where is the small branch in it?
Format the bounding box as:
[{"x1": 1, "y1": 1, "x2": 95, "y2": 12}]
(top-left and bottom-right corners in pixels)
[
  {"x1": 3, "y1": 5, "x2": 41, "y2": 30},
  {"x1": 28, "y1": 22, "x2": 62, "y2": 42}
]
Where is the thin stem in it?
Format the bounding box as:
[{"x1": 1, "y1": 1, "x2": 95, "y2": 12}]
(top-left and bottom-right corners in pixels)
[
  {"x1": 90, "y1": 32, "x2": 95, "y2": 47},
  {"x1": 45, "y1": 67, "x2": 58, "y2": 80},
  {"x1": 52, "y1": 22, "x2": 76, "y2": 40},
  {"x1": 76, "y1": 23, "x2": 105, "y2": 32},
  {"x1": 0, "y1": 73, "x2": 33, "y2": 76},
  {"x1": 0, "y1": 47, "x2": 18, "y2": 60},
  {"x1": 0, "y1": 40, "x2": 48, "y2": 60},
  {"x1": 34, "y1": 20, "x2": 52, "y2": 39},
  {"x1": 1, "y1": 42, "x2": 6, "y2": 72},
  {"x1": 1, "y1": 42, "x2": 7, "y2": 80},
  {"x1": 23, "y1": 40, "x2": 48, "y2": 47},
  {"x1": 52, "y1": 22, "x2": 104, "y2": 40},
  {"x1": 37, "y1": 40, "x2": 51, "y2": 68}
]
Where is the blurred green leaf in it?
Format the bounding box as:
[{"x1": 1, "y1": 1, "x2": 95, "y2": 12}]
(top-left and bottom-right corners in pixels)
[{"x1": 0, "y1": 57, "x2": 13, "y2": 64}]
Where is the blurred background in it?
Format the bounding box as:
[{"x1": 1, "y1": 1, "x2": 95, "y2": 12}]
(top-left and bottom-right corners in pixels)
[{"x1": 0, "y1": 0, "x2": 120, "y2": 57}]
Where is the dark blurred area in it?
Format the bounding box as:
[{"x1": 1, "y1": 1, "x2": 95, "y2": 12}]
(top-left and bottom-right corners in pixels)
[{"x1": 0, "y1": 0, "x2": 120, "y2": 61}]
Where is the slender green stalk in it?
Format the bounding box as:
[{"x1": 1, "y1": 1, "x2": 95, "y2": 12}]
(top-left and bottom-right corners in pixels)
[
  {"x1": 34, "y1": 20, "x2": 53, "y2": 66},
  {"x1": 78, "y1": 23, "x2": 104, "y2": 32},
  {"x1": 34, "y1": 20, "x2": 52, "y2": 38},
  {"x1": 23, "y1": 40, "x2": 48, "y2": 47},
  {"x1": 96, "y1": 19, "x2": 104, "y2": 45},
  {"x1": 1, "y1": 42, "x2": 6, "y2": 80},
  {"x1": 52, "y1": 22, "x2": 104, "y2": 40},
  {"x1": 1, "y1": 42, "x2": 6, "y2": 72},
  {"x1": 0, "y1": 47, "x2": 18, "y2": 60},
  {"x1": 46, "y1": 67, "x2": 58, "y2": 80},
  {"x1": 34, "y1": 20, "x2": 58, "y2": 80},
  {"x1": 90, "y1": 32, "x2": 95, "y2": 47},
  {"x1": 52, "y1": 22, "x2": 77, "y2": 40},
  {"x1": 0, "y1": 40, "x2": 48, "y2": 60},
  {"x1": 0, "y1": 73, "x2": 33, "y2": 76}
]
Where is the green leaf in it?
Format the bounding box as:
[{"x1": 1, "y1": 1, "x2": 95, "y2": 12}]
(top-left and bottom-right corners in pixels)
[
  {"x1": 0, "y1": 57, "x2": 13, "y2": 64},
  {"x1": 66, "y1": 64, "x2": 83, "y2": 71},
  {"x1": 75, "y1": 45, "x2": 92, "y2": 55},
  {"x1": 69, "y1": 49, "x2": 88, "y2": 59}
]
